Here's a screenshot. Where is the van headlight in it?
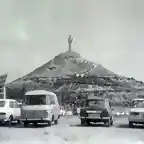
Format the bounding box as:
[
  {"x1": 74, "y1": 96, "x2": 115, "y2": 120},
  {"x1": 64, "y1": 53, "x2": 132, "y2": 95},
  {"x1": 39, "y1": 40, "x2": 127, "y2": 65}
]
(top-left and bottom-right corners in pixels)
[{"x1": 44, "y1": 110, "x2": 51, "y2": 116}]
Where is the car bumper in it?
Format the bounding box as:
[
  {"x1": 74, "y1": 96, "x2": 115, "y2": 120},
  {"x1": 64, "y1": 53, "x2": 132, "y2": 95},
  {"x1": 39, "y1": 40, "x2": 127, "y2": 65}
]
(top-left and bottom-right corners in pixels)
[
  {"x1": 80, "y1": 116, "x2": 110, "y2": 122},
  {"x1": 0, "y1": 115, "x2": 9, "y2": 122},
  {"x1": 128, "y1": 115, "x2": 144, "y2": 123}
]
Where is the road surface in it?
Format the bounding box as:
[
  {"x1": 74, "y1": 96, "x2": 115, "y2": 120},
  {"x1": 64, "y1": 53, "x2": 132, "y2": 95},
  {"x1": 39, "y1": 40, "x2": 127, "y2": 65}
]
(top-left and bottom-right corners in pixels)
[{"x1": 0, "y1": 116, "x2": 144, "y2": 144}]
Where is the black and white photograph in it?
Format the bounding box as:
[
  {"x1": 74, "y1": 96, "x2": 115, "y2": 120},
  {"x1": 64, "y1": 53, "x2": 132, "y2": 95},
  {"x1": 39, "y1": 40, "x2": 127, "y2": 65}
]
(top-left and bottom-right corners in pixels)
[{"x1": 0, "y1": 0, "x2": 144, "y2": 144}]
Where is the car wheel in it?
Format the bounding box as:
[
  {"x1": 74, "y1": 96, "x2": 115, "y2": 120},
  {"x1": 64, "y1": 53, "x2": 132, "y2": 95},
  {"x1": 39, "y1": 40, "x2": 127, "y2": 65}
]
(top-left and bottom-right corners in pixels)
[
  {"x1": 80, "y1": 119, "x2": 85, "y2": 125},
  {"x1": 86, "y1": 120, "x2": 90, "y2": 126},
  {"x1": 104, "y1": 119, "x2": 111, "y2": 127},
  {"x1": 24, "y1": 122, "x2": 28, "y2": 127},
  {"x1": 17, "y1": 120, "x2": 21, "y2": 124},
  {"x1": 81, "y1": 119, "x2": 90, "y2": 126},
  {"x1": 33, "y1": 122, "x2": 38, "y2": 127},
  {"x1": 8, "y1": 115, "x2": 13, "y2": 127},
  {"x1": 110, "y1": 118, "x2": 113, "y2": 126},
  {"x1": 129, "y1": 122, "x2": 134, "y2": 128}
]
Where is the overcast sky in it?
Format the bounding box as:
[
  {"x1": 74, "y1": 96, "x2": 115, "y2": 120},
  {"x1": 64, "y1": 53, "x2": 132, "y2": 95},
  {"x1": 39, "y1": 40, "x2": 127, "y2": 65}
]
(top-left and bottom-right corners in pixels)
[{"x1": 0, "y1": 0, "x2": 144, "y2": 82}]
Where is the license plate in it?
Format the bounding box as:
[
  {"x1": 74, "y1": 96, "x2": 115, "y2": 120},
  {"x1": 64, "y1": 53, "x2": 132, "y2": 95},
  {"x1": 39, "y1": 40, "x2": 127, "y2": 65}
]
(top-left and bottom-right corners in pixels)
[{"x1": 88, "y1": 114, "x2": 100, "y2": 118}]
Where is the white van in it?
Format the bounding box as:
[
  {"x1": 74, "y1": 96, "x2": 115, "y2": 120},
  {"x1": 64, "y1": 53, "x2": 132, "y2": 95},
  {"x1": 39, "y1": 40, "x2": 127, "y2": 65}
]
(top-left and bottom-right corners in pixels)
[{"x1": 20, "y1": 90, "x2": 60, "y2": 127}]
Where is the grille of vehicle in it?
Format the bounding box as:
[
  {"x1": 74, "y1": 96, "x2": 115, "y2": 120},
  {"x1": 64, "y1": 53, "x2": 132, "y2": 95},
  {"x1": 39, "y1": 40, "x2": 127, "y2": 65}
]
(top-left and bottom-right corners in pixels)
[{"x1": 22, "y1": 110, "x2": 47, "y2": 119}]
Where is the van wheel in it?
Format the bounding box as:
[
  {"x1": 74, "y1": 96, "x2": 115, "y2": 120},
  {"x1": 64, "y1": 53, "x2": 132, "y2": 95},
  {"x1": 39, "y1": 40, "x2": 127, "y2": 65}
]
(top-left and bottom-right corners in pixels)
[
  {"x1": 24, "y1": 122, "x2": 28, "y2": 127},
  {"x1": 33, "y1": 122, "x2": 38, "y2": 126},
  {"x1": 47, "y1": 121, "x2": 51, "y2": 127},
  {"x1": 54, "y1": 119, "x2": 58, "y2": 125},
  {"x1": 52, "y1": 115, "x2": 54, "y2": 122}
]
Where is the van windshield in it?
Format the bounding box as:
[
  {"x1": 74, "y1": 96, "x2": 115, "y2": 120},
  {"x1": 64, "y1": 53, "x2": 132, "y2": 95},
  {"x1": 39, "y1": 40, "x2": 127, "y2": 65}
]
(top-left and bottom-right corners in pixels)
[{"x1": 24, "y1": 95, "x2": 47, "y2": 105}]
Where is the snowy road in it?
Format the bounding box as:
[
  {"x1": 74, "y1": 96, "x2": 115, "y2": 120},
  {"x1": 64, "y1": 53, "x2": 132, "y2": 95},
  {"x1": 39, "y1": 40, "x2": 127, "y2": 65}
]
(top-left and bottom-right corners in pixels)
[{"x1": 0, "y1": 116, "x2": 144, "y2": 144}]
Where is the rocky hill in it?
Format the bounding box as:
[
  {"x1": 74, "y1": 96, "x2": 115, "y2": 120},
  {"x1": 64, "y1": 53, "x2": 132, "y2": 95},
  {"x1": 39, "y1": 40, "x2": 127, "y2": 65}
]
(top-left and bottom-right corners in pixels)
[
  {"x1": 14, "y1": 50, "x2": 118, "y2": 80},
  {"x1": 6, "y1": 50, "x2": 144, "y2": 105}
]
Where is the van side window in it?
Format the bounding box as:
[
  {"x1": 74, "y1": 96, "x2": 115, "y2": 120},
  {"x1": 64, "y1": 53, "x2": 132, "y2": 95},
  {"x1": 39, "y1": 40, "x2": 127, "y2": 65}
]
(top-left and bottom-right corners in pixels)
[{"x1": 49, "y1": 95, "x2": 55, "y2": 104}]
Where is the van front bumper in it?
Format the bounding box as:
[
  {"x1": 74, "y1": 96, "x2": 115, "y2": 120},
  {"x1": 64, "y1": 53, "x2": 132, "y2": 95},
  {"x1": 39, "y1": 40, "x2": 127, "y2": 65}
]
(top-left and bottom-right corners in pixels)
[{"x1": 20, "y1": 118, "x2": 51, "y2": 123}]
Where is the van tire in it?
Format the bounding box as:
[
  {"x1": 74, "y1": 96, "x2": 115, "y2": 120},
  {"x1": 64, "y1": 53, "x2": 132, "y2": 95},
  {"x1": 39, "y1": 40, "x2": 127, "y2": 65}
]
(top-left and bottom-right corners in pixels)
[
  {"x1": 54, "y1": 119, "x2": 58, "y2": 125},
  {"x1": 47, "y1": 121, "x2": 51, "y2": 127},
  {"x1": 52, "y1": 115, "x2": 54, "y2": 122}
]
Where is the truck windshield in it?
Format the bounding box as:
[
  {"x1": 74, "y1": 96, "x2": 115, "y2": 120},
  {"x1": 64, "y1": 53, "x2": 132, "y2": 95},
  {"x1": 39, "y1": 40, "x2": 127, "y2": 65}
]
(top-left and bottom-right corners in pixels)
[
  {"x1": 0, "y1": 101, "x2": 5, "y2": 107},
  {"x1": 24, "y1": 95, "x2": 47, "y2": 105},
  {"x1": 85, "y1": 99, "x2": 105, "y2": 108}
]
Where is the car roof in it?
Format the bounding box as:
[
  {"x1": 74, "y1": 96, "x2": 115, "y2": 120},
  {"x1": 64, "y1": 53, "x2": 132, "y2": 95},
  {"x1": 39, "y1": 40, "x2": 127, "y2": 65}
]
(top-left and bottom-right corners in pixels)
[{"x1": 25, "y1": 90, "x2": 56, "y2": 96}]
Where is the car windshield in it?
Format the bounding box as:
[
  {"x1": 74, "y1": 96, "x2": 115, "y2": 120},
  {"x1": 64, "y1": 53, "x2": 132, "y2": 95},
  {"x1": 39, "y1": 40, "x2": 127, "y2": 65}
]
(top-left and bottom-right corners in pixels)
[
  {"x1": 131, "y1": 100, "x2": 144, "y2": 108},
  {"x1": 85, "y1": 99, "x2": 105, "y2": 108},
  {"x1": 135, "y1": 102, "x2": 144, "y2": 108},
  {"x1": 24, "y1": 95, "x2": 47, "y2": 105},
  {"x1": 0, "y1": 101, "x2": 5, "y2": 107}
]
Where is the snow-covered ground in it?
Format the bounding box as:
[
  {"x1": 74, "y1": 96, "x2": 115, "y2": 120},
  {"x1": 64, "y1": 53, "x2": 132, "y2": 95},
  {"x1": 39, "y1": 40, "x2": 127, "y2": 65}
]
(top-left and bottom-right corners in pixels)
[{"x1": 0, "y1": 116, "x2": 144, "y2": 144}]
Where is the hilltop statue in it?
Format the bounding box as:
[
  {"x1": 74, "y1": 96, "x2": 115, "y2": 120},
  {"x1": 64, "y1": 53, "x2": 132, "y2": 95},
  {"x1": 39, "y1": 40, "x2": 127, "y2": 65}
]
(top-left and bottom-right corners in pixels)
[{"x1": 68, "y1": 35, "x2": 73, "y2": 52}]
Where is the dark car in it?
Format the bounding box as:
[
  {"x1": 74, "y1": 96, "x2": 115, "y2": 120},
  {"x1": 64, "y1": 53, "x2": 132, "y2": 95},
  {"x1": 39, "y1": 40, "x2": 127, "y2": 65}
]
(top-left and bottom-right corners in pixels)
[{"x1": 79, "y1": 96, "x2": 113, "y2": 127}]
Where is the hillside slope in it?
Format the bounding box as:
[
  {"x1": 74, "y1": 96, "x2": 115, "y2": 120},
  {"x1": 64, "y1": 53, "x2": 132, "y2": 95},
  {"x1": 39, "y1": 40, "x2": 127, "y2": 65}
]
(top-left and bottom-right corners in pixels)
[
  {"x1": 13, "y1": 50, "x2": 117, "y2": 81},
  {"x1": 6, "y1": 50, "x2": 144, "y2": 105}
]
